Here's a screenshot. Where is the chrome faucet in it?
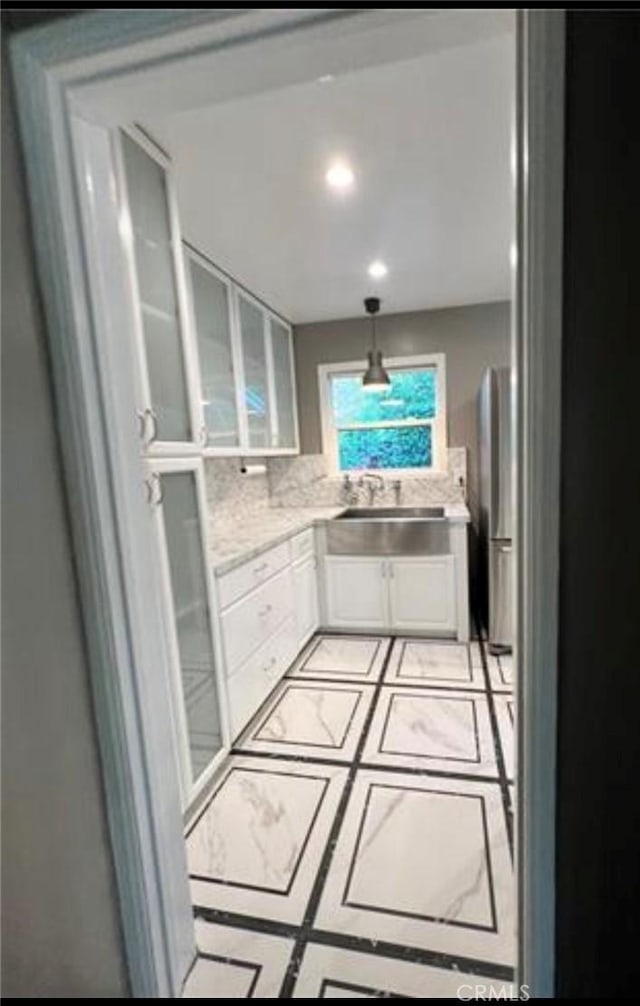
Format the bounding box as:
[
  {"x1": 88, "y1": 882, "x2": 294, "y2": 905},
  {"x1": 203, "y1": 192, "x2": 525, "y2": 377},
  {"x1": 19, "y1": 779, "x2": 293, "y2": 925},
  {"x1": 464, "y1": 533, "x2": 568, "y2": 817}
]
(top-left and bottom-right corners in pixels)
[
  {"x1": 341, "y1": 473, "x2": 359, "y2": 506},
  {"x1": 358, "y1": 471, "x2": 385, "y2": 506}
]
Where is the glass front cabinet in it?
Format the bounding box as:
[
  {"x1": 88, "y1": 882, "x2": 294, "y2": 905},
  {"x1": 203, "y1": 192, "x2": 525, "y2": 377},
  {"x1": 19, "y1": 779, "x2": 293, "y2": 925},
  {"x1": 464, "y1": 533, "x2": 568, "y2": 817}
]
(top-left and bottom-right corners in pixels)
[
  {"x1": 116, "y1": 128, "x2": 299, "y2": 806},
  {"x1": 117, "y1": 127, "x2": 299, "y2": 459},
  {"x1": 145, "y1": 458, "x2": 229, "y2": 804}
]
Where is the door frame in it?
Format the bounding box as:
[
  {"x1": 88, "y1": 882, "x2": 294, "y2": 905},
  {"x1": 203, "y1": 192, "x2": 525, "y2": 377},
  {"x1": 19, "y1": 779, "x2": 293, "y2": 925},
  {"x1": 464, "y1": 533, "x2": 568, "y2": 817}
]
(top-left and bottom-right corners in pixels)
[{"x1": 10, "y1": 9, "x2": 564, "y2": 998}]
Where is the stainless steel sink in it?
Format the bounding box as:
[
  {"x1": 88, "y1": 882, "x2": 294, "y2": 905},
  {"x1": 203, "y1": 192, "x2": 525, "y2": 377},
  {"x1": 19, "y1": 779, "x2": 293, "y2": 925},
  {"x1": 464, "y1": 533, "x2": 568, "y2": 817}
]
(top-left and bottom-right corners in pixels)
[
  {"x1": 326, "y1": 506, "x2": 450, "y2": 556},
  {"x1": 336, "y1": 506, "x2": 445, "y2": 521}
]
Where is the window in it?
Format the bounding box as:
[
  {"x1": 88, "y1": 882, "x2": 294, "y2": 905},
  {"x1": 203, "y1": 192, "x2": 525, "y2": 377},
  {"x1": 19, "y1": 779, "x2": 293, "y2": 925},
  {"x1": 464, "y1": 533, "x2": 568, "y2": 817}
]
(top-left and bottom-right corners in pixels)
[{"x1": 318, "y1": 354, "x2": 447, "y2": 474}]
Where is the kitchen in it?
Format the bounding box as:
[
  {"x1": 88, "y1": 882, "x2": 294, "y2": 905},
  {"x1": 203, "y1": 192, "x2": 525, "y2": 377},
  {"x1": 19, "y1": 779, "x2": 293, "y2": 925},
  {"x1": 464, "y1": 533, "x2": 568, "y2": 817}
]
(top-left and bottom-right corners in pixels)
[
  {"x1": 111, "y1": 17, "x2": 517, "y2": 995},
  {"x1": 13, "y1": 7, "x2": 637, "y2": 1001}
]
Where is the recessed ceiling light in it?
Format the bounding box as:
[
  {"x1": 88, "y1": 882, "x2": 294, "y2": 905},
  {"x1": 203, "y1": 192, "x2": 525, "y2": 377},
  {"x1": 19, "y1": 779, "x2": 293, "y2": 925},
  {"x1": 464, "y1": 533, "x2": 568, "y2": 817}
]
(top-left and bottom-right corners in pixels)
[
  {"x1": 325, "y1": 161, "x2": 354, "y2": 191},
  {"x1": 368, "y1": 260, "x2": 388, "y2": 279}
]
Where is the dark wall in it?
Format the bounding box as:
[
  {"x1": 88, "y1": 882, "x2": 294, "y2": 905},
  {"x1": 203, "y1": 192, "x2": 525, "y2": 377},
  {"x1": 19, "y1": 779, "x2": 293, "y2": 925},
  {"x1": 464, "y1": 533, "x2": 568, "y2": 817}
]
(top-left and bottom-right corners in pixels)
[
  {"x1": 1, "y1": 16, "x2": 129, "y2": 998},
  {"x1": 556, "y1": 12, "x2": 640, "y2": 997}
]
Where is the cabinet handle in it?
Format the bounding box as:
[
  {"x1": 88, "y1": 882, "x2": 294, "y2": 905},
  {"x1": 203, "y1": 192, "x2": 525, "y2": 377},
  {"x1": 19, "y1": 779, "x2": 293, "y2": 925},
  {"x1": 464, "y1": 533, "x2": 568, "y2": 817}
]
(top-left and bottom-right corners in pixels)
[
  {"x1": 144, "y1": 477, "x2": 155, "y2": 504},
  {"x1": 381, "y1": 562, "x2": 386, "y2": 579},
  {"x1": 147, "y1": 408, "x2": 158, "y2": 445},
  {"x1": 137, "y1": 410, "x2": 147, "y2": 441},
  {"x1": 258, "y1": 604, "x2": 272, "y2": 617},
  {"x1": 262, "y1": 656, "x2": 276, "y2": 673},
  {"x1": 253, "y1": 562, "x2": 268, "y2": 575},
  {"x1": 389, "y1": 561, "x2": 394, "y2": 579},
  {"x1": 153, "y1": 472, "x2": 164, "y2": 505}
]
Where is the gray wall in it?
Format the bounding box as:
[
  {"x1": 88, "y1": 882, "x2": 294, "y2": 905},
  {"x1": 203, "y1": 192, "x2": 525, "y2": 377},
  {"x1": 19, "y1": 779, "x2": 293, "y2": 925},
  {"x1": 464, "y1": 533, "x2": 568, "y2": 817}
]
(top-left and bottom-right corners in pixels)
[
  {"x1": 293, "y1": 300, "x2": 511, "y2": 520},
  {"x1": 1, "y1": 43, "x2": 129, "y2": 998}
]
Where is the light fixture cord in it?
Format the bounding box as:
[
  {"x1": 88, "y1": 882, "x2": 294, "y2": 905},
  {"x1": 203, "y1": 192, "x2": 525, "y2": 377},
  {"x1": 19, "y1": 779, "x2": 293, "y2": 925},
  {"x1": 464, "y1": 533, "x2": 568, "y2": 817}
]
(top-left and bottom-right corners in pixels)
[{"x1": 371, "y1": 313, "x2": 377, "y2": 352}]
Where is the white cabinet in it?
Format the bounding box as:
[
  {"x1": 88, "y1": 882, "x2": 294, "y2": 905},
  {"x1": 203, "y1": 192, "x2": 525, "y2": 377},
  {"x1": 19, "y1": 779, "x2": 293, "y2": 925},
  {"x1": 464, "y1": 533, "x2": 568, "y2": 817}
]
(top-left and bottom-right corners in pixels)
[
  {"x1": 185, "y1": 248, "x2": 241, "y2": 451},
  {"x1": 293, "y1": 553, "x2": 319, "y2": 648},
  {"x1": 387, "y1": 556, "x2": 457, "y2": 633},
  {"x1": 237, "y1": 291, "x2": 272, "y2": 450},
  {"x1": 117, "y1": 129, "x2": 199, "y2": 455},
  {"x1": 324, "y1": 555, "x2": 458, "y2": 635},
  {"x1": 270, "y1": 316, "x2": 298, "y2": 450},
  {"x1": 117, "y1": 128, "x2": 299, "y2": 459},
  {"x1": 216, "y1": 524, "x2": 320, "y2": 737},
  {"x1": 146, "y1": 458, "x2": 228, "y2": 807},
  {"x1": 226, "y1": 617, "x2": 297, "y2": 739},
  {"x1": 236, "y1": 288, "x2": 299, "y2": 455},
  {"x1": 220, "y1": 565, "x2": 294, "y2": 673},
  {"x1": 324, "y1": 557, "x2": 389, "y2": 629}
]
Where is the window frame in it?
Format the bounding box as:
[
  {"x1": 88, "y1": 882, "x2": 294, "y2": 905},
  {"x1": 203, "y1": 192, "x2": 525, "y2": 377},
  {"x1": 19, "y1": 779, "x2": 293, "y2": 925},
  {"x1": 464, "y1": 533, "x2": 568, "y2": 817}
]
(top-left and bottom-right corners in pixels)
[{"x1": 318, "y1": 353, "x2": 447, "y2": 476}]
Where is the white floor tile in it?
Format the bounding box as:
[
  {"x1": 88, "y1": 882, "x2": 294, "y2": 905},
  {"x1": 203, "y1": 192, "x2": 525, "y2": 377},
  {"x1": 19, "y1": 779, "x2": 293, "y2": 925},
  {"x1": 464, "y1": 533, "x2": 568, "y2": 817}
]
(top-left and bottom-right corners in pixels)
[
  {"x1": 292, "y1": 943, "x2": 516, "y2": 998},
  {"x1": 288, "y1": 634, "x2": 390, "y2": 683},
  {"x1": 384, "y1": 639, "x2": 486, "y2": 690},
  {"x1": 187, "y1": 756, "x2": 347, "y2": 923},
  {"x1": 235, "y1": 678, "x2": 374, "y2": 761},
  {"x1": 362, "y1": 687, "x2": 498, "y2": 776},
  {"x1": 315, "y1": 769, "x2": 515, "y2": 966},
  {"x1": 494, "y1": 695, "x2": 515, "y2": 781},
  {"x1": 183, "y1": 921, "x2": 293, "y2": 998}
]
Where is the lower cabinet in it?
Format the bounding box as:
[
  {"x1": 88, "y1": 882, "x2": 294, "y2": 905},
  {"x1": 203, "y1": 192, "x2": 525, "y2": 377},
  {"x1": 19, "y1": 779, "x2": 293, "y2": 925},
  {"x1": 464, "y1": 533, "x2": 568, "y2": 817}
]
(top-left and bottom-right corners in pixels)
[
  {"x1": 226, "y1": 616, "x2": 297, "y2": 739},
  {"x1": 324, "y1": 556, "x2": 389, "y2": 629},
  {"x1": 216, "y1": 526, "x2": 321, "y2": 739},
  {"x1": 387, "y1": 556, "x2": 456, "y2": 633},
  {"x1": 293, "y1": 553, "x2": 319, "y2": 648},
  {"x1": 324, "y1": 555, "x2": 457, "y2": 634}
]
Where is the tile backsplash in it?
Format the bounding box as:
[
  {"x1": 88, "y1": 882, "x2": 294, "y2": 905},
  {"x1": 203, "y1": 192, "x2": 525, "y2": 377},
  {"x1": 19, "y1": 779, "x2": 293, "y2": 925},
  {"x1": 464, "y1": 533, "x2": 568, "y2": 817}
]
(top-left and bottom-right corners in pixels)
[
  {"x1": 267, "y1": 450, "x2": 467, "y2": 508},
  {"x1": 204, "y1": 457, "x2": 269, "y2": 517},
  {"x1": 205, "y1": 450, "x2": 467, "y2": 516}
]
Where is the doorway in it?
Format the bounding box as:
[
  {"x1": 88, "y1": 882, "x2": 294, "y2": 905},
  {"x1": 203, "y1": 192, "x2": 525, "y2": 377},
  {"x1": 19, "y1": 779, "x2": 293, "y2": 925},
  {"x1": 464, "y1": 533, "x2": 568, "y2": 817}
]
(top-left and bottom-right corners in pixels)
[{"x1": 10, "y1": 8, "x2": 564, "y2": 998}]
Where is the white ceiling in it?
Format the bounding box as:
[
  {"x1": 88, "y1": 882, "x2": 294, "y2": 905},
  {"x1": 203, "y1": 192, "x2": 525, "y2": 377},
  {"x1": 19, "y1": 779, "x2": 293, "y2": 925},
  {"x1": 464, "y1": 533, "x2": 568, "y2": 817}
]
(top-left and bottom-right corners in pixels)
[{"x1": 145, "y1": 25, "x2": 514, "y2": 323}]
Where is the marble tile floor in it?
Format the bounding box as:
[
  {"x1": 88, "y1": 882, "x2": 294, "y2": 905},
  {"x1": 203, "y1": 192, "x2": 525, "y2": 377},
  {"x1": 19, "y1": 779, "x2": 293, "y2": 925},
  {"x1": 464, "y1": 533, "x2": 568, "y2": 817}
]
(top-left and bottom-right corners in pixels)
[{"x1": 184, "y1": 634, "x2": 515, "y2": 998}]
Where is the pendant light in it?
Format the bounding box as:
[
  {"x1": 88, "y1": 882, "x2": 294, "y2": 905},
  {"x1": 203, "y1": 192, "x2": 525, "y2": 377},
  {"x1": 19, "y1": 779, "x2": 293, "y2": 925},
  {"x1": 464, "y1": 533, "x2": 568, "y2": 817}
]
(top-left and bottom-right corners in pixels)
[{"x1": 362, "y1": 296, "x2": 390, "y2": 392}]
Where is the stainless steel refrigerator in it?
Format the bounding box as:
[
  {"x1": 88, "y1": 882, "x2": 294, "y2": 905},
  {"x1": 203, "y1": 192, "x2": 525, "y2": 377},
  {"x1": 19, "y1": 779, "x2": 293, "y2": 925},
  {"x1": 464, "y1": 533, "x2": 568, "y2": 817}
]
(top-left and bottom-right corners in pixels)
[{"x1": 478, "y1": 367, "x2": 513, "y2": 652}]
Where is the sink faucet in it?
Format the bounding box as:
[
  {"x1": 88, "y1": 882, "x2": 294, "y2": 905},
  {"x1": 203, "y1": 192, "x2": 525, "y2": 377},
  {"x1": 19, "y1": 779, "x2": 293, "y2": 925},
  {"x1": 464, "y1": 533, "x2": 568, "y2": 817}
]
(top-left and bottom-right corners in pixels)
[
  {"x1": 341, "y1": 473, "x2": 359, "y2": 506},
  {"x1": 358, "y1": 471, "x2": 385, "y2": 506}
]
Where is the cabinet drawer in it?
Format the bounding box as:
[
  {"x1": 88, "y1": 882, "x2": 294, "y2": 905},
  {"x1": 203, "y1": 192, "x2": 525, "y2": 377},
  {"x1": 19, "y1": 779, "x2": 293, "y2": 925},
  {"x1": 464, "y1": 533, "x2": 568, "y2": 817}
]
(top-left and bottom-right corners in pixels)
[
  {"x1": 221, "y1": 565, "x2": 294, "y2": 673},
  {"x1": 290, "y1": 527, "x2": 315, "y2": 563},
  {"x1": 217, "y1": 540, "x2": 291, "y2": 609},
  {"x1": 227, "y1": 616, "x2": 297, "y2": 738}
]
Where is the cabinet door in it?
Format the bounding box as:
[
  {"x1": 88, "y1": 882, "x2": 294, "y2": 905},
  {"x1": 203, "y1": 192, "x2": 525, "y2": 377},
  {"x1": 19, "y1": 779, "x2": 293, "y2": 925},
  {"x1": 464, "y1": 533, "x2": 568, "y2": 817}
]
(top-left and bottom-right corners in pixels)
[
  {"x1": 237, "y1": 292, "x2": 271, "y2": 449},
  {"x1": 119, "y1": 131, "x2": 195, "y2": 450},
  {"x1": 388, "y1": 556, "x2": 457, "y2": 633},
  {"x1": 151, "y1": 461, "x2": 227, "y2": 805},
  {"x1": 324, "y1": 557, "x2": 388, "y2": 629},
  {"x1": 186, "y1": 250, "x2": 241, "y2": 450},
  {"x1": 293, "y1": 554, "x2": 319, "y2": 648},
  {"x1": 269, "y1": 316, "x2": 298, "y2": 451}
]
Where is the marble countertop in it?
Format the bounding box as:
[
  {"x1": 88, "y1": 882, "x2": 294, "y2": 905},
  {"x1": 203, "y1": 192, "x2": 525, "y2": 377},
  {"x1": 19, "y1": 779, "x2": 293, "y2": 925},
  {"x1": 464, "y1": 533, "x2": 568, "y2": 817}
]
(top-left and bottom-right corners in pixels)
[
  {"x1": 209, "y1": 502, "x2": 471, "y2": 576},
  {"x1": 209, "y1": 506, "x2": 344, "y2": 575}
]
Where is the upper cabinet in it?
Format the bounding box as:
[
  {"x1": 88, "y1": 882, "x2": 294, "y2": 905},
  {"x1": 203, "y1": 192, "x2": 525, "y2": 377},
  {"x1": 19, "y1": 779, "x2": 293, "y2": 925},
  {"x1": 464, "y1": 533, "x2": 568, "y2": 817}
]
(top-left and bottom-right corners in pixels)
[
  {"x1": 117, "y1": 128, "x2": 299, "y2": 458},
  {"x1": 237, "y1": 291, "x2": 272, "y2": 451},
  {"x1": 192, "y1": 260, "x2": 299, "y2": 456},
  {"x1": 185, "y1": 249, "x2": 241, "y2": 452},
  {"x1": 270, "y1": 316, "x2": 298, "y2": 451},
  {"x1": 118, "y1": 130, "x2": 199, "y2": 454}
]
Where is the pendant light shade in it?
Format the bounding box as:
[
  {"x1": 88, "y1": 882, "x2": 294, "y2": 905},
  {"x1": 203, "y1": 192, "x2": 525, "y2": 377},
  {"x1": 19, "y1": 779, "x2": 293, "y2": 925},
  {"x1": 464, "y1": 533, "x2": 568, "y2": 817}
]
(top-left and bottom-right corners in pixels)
[{"x1": 362, "y1": 297, "x2": 390, "y2": 392}]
